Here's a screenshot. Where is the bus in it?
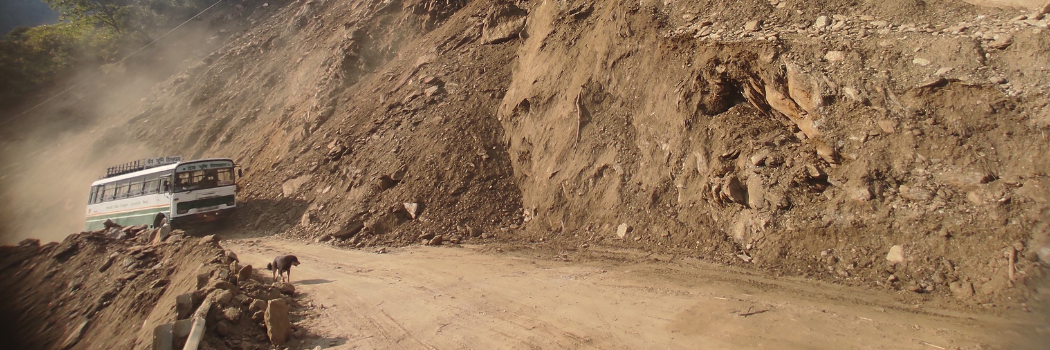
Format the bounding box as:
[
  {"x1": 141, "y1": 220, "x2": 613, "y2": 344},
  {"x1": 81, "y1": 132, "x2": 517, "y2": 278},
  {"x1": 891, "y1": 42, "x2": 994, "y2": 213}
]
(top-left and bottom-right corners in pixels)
[{"x1": 85, "y1": 156, "x2": 240, "y2": 231}]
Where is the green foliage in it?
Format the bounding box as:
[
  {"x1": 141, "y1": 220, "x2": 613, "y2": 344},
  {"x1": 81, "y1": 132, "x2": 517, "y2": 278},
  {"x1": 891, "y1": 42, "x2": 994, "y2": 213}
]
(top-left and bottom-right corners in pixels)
[
  {"x1": 0, "y1": 0, "x2": 215, "y2": 105},
  {"x1": 44, "y1": 0, "x2": 131, "y2": 33}
]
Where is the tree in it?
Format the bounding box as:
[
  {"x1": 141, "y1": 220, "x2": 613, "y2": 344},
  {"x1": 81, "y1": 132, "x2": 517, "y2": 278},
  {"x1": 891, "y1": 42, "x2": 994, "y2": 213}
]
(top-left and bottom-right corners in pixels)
[{"x1": 43, "y1": 0, "x2": 131, "y2": 33}]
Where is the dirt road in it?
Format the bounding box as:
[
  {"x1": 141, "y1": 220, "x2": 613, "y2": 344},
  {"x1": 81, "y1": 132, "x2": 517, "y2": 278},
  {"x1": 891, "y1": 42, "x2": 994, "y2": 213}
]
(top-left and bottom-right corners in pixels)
[{"x1": 225, "y1": 238, "x2": 1039, "y2": 349}]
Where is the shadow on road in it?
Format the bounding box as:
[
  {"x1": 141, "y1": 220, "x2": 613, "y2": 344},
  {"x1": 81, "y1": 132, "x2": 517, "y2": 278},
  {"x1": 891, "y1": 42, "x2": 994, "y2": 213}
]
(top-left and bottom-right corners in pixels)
[{"x1": 297, "y1": 279, "x2": 334, "y2": 285}]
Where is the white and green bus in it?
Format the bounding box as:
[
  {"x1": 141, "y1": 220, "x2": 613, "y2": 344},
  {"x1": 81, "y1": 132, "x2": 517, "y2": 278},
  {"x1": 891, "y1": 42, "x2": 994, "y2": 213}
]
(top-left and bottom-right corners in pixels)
[{"x1": 85, "y1": 157, "x2": 240, "y2": 231}]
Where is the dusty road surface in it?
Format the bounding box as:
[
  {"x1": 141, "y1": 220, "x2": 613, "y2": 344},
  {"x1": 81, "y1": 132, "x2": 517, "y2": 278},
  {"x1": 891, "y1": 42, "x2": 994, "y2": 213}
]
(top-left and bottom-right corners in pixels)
[{"x1": 225, "y1": 238, "x2": 1040, "y2": 350}]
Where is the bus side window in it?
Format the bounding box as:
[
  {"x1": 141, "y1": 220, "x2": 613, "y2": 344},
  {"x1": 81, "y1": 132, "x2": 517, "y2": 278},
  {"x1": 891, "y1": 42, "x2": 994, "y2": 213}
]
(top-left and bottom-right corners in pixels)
[
  {"x1": 114, "y1": 180, "x2": 127, "y2": 199},
  {"x1": 143, "y1": 174, "x2": 159, "y2": 195},
  {"x1": 88, "y1": 186, "x2": 98, "y2": 204},
  {"x1": 103, "y1": 182, "x2": 115, "y2": 201},
  {"x1": 129, "y1": 176, "x2": 144, "y2": 196},
  {"x1": 161, "y1": 177, "x2": 171, "y2": 193}
]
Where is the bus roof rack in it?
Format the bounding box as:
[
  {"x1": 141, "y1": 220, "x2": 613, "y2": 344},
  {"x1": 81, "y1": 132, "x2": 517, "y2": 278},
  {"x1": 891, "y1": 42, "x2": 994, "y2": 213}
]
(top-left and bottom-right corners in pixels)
[{"x1": 104, "y1": 156, "x2": 182, "y2": 178}]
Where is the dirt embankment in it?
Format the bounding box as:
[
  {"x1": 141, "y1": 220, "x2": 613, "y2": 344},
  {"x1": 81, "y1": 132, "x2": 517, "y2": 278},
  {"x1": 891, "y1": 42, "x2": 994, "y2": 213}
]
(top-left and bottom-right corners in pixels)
[
  {"x1": 3, "y1": 0, "x2": 1049, "y2": 320},
  {"x1": 106, "y1": 0, "x2": 1049, "y2": 308},
  {"x1": 0, "y1": 226, "x2": 310, "y2": 350}
]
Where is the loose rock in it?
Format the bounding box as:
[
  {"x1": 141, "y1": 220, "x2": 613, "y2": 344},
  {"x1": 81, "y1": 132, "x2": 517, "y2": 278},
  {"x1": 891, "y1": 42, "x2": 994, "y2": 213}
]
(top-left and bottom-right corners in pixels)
[
  {"x1": 616, "y1": 223, "x2": 632, "y2": 239},
  {"x1": 950, "y1": 281, "x2": 974, "y2": 300},
  {"x1": 238, "y1": 265, "x2": 253, "y2": 284},
  {"x1": 265, "y1": 299, "x2": 292, "y2": 345},
  {"x1": 886, "y1": 245, "x2": 905, "y2": 264}
]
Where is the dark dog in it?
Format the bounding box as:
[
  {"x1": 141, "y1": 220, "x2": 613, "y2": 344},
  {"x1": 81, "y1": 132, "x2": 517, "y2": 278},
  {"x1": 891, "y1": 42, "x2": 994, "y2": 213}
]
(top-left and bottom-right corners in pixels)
[{"x1": 265, "y1": 255, "x2": 300, "y2": 283}]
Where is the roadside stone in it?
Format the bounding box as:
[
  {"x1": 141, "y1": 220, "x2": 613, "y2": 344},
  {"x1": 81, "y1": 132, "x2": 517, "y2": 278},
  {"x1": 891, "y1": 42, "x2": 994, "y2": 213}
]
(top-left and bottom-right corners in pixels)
[
  {"x1": 249, "y1": 299, "x2": 267, "y2": 314},
  {"x1": 950, "y1": 281, "x2": 974, "y2": 300},
  {"x1": 913, "y1": 57, "x2": 931, "y2": 66},
  {"x1": 744, "y1": 20, "x2": 760, "y2": 32},
  {"x1": 217, "y1": 321, "x2": 233, "y2": 337},
  {"x1": 428, "y1": 235, "x2": 444, "y2": 246},
  {"x1": 209, "y1": 280, "x2": 237, "y2": 292},
  {"x1": 223, "y1": 307, "x2": 242, "y2": 322},
  {"x1": 988, "y1": 34, "x2": 1013, "y2": 50},
  {"x1": 886, "y1": 245, "x2": 905, "y2": 264},
  {"x1": 265, "y1": 299, "x2": 292, "y2": 345},
  {"x1": 333, "y1": 220, "x2": 364, "y2": 240},
  {"x1": 233, "y1": 294, "x2": 250, "y2": 306},
  {"x1": 616, "y1": 223, "x2": 632, "y2": 239},
  {"x1": 176, "y1": 293, "x2": 194, "y2": 319},
  {"x1": 989, "y1": 76, "x2": 1006, "y2": 84},
  {"x1": 403, "y1": 202, "x2": 421, "y2": 219},
  {"x1": 481, "y1": 2, "x2": 528, "y2": 44},
  {"x1": 813, "y1": 15, "x2": 830, "y2": 30},
  {"x1": 278, "y1": 283, "x2": 296, "y2": 295},
  {"x1": 238, "y1": 265, "x2": 253, "y2": 284},
  {"x1": 824, "y1": 50, "x2": 845, "y2": 62},
  {"x1": 216, "y1": 290, "x2": 234, "y2": 306},
  {"x1": 418, "y1": 232, "x2": 435, "y2": 241},
  {"x1": 252, "y1": 311, "x2": 265, "y2": 323}
]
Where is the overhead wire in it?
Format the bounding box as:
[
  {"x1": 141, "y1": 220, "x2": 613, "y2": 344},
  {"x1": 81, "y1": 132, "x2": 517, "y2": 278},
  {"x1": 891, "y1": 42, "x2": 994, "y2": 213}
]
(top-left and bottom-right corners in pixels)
[{"x1": 0, "y1": 0, "x2": 226, "y2": 127}]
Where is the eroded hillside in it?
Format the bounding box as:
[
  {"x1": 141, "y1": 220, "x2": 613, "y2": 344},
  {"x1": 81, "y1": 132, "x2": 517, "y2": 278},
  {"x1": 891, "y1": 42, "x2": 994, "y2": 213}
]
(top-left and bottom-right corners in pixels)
[{"x1": 6, "y1": 0, "x2": 1050, "y2": 313}]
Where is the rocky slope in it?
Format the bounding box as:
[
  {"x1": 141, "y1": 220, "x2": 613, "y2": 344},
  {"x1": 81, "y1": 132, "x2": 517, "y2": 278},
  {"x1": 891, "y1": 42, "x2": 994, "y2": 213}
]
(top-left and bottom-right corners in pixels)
[
  {"x1": 7, "y1": 0, "x2": 1050, "y2": 312},
  {"x1": 0, "y1": 227, "x2": 309, "y2": 349}
]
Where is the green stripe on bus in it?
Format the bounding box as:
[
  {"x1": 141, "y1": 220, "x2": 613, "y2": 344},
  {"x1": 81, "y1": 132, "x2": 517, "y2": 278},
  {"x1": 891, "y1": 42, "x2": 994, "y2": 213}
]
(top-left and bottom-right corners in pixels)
[{"x1": 85, "y1": 207, "x2": 170, "y2": 231}]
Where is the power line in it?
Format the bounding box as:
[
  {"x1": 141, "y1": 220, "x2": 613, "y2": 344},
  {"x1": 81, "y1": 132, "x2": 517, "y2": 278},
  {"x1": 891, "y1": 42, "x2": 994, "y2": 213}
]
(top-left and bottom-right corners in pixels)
[{"x1": 0, "y1": 0, "x2": 226, "y2": 127}]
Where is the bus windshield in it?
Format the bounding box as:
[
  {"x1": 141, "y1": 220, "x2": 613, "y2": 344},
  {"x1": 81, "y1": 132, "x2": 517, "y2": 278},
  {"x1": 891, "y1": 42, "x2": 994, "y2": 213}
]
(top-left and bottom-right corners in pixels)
[{"x1": 174, "y1": 167, "x2": 235, "y2": 192}]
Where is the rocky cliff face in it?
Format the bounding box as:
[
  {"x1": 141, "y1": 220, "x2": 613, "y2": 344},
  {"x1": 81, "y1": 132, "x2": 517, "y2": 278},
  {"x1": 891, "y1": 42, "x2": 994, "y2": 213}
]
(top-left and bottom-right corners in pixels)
[{"x1": 8, "y1": 0, "x2": 1050, "y2": 308}]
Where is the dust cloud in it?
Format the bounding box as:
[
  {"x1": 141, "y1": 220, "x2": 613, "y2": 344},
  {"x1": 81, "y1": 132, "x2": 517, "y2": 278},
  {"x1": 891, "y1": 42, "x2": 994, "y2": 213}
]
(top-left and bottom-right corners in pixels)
[{"x1": 0, "y1": 18, "x2": 234, "y2": 244}]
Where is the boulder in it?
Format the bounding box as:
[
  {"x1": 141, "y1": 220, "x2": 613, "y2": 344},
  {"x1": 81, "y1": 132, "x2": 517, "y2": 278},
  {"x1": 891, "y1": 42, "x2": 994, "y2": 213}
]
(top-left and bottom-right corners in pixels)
[
  {"x1": 215, "y1": 290, "x2": 234, "y2": 307},
  {"x1": 333, "y1": 220, "x2": 364, "y2": 240},
  {"x1": 278, "y1": 283, "x2": 296, "y2": 295},
  {"x1": 616, "y1": 223, "x2": 632, "y2": 239},
  {"x1": 209, "y1": 280, "x2": 237, "y2": 292},
  {"x1": 481, "y1": 1, "x2": 528, "y2": 44},
  {"x1": 403, "y1": 202, "x2": 421, "y2": 219},
  {"x1": 265, "y1": 299, "x2": 291, "y2": 345},
  {"x1": 233, "y1": 294, "x2": 250, "y2": 306},
  {"x1": 216, "y1": 321, "x2": 233, "y2": 337},
  {"x1": 249, "y1": 299, "x2": 267, "y2": 314},
  {"x1": 886, "y1": 245, "x2": 905, "y2": 264},
  {"x1": 222, "y1": 307, "x2": 242, "y2": 322},
  {"x1": 176, "y1": 293, "x2": 194, "y2": 319},
  {"x1": 237, "y1": 265, "x2": 253, "y2": 284}
]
